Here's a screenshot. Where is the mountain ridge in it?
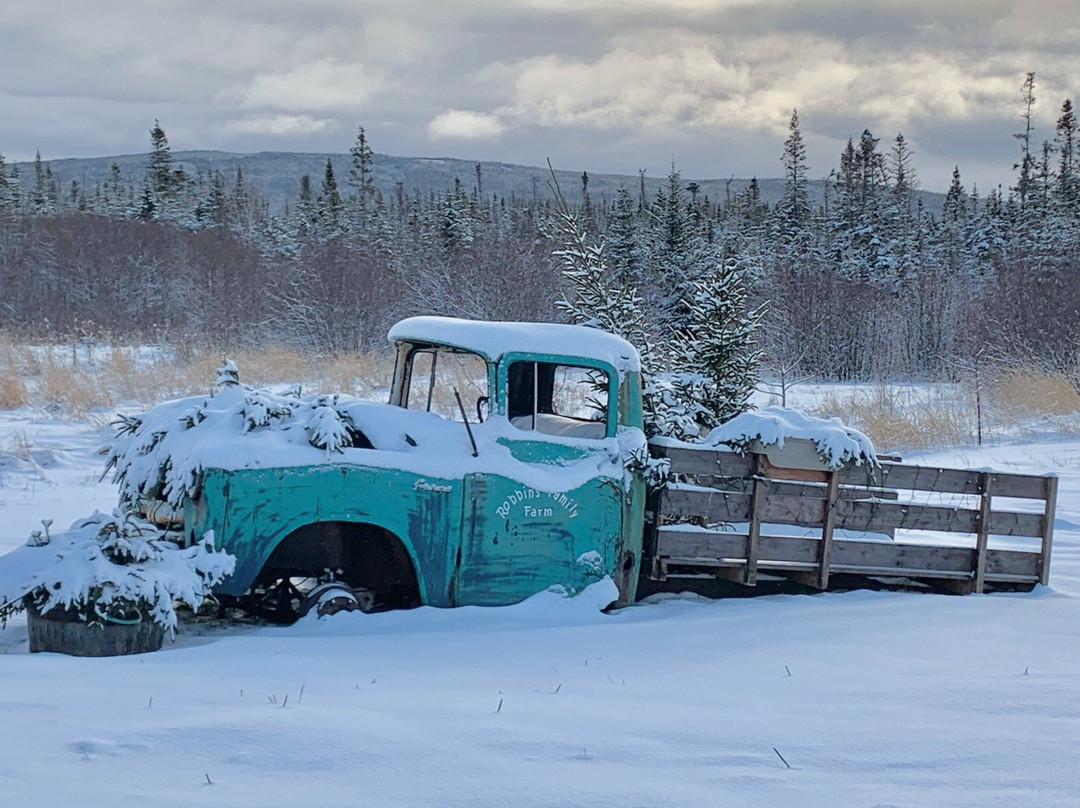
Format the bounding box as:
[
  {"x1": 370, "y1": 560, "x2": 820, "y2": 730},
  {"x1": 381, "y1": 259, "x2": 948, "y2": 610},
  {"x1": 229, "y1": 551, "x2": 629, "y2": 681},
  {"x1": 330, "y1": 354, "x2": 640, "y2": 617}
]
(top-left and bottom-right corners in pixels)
[{"x1": 14, "y1": 150, "x2": 946, "y2": 214}]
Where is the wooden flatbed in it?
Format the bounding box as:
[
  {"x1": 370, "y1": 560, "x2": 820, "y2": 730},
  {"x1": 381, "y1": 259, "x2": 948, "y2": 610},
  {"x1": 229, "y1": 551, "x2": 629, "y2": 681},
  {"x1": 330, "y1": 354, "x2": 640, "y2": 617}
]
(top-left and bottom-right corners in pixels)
[{"x1": 643, "y1": 444, "x2": 1057, "y2": 595}]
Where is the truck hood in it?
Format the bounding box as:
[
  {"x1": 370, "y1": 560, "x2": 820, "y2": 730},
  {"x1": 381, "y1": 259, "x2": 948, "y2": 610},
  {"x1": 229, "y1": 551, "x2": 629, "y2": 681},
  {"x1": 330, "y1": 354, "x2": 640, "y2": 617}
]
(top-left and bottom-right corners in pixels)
[{"x1": 109, "y1": 385, "x2": 640, "y2": 512}]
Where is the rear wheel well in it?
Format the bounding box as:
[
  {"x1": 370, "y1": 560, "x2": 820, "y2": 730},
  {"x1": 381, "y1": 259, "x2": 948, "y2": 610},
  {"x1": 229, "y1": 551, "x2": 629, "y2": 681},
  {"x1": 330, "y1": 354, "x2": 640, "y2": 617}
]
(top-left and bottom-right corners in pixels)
[{"x1": 256, "y1": 521, "x2": 421, "y2": 610}]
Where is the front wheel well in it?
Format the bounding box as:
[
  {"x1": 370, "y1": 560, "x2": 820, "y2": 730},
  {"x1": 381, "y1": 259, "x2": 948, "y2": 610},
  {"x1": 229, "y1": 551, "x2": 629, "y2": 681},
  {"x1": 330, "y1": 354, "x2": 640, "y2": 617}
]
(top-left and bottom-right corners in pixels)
[{"x1": 256, "y1": 521, "x2": 421, "y2": 610}]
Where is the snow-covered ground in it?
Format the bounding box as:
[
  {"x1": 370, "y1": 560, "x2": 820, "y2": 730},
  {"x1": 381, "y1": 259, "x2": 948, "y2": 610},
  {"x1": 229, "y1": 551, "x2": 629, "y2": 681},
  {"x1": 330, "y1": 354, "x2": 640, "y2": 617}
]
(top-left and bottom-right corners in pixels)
[{"x1": 0, "y1": 402, "x2": 1078, "y2": 807}]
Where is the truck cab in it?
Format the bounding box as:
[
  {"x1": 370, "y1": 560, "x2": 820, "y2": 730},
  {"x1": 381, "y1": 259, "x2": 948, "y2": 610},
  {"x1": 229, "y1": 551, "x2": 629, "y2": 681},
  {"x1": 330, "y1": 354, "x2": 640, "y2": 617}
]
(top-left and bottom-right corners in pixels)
[{"x1": 185, "y1": 317, "x2": 647, "y2": 617}]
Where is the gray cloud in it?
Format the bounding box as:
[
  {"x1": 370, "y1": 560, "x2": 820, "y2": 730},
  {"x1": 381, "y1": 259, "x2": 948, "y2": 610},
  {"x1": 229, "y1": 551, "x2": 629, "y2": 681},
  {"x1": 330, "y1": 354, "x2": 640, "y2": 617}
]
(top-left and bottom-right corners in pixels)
[{"x1": 0, "y1": 0, "x2": 1076, "y2": 191}]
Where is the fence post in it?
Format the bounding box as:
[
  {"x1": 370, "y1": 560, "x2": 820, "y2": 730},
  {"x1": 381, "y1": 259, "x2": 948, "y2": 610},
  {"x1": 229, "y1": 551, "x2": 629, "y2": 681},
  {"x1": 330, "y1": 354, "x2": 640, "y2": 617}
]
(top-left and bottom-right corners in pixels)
[
  {"x1": 1040, "y1": 475, "x2": 1058, "y2": 586},
  {"x1": 744, "y1": 453, "x2": 764, "y2": 586},
  {"x1": 974, "y1": 472, "x2": 992, "y2": 593},
  {"x1": 818, "y1": 470, "x2": 840, "y2": 589}
]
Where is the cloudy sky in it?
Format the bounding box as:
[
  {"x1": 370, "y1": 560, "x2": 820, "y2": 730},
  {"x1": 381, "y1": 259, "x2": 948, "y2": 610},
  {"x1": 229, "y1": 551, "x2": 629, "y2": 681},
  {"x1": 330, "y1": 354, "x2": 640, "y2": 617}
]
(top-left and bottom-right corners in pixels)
[{"x1": 1, "y1": 0, "x2": 1077, "y2": 191}]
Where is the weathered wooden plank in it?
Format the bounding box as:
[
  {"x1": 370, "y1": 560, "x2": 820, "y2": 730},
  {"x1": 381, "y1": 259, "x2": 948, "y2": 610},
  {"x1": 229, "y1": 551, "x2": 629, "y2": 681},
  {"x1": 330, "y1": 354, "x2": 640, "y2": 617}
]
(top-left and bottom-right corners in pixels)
[
  {"x1": 658, "y1": 442, "x2": 1052, "y2": 502},
  {"x1": 663, "y1": 486, "x2": 1045, "y2": 538},
  {"x1": 661, "y1": 488, "x2": 751, "y2": 523},
  {"x1": 836, "y1": 462, "x2": 1049, "y2": 500},
  {"x1": 834, "y1": 499, "x2": 973, "y2": 534},
  {"x1": 656, "y1": 528, "x2": 821, "y2": 565},
  {"x1": 829, "y1": 540, "x2": 975, "y2": 573},
  {"x1": 985, "y1": 549, "x2": 1041, "y2": 578},
  {"x1": 759, "y1": 455, "x2": 828, "y2": 483},
  {"x1": 655, "y1": 527, "x2": 1043, "y2": 583},
  {"x1": 690, "y1": 476, "x2": 899, "y2": 502},
  {"x1": 986, "y1": 510, "x2": 1045, "y2": 537},
  {"x1": 662, "y1": 488, "x2": 830, "y2": 527},
  {"x1": 651, "y1": 445, "x2": 754, "y2": 477}
]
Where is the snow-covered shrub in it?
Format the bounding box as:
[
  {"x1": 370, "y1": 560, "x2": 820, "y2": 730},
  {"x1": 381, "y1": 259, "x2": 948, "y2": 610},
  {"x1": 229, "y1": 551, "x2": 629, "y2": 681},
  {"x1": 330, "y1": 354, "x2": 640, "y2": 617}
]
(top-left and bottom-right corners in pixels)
[
  {"x1": 0, "y1": 511, "x2": 235, "y2": 632},
  {"x1": 107, "y1": 362, "x2": 366, "y2": 511},
  {"x1": 307, "y1": 395, "x2": 360, "y2": 457},
  {"x1": 645, "y1": 371, "x2": 715, "y2": 441},
  {"x1": 623, "y1": 444, "x2": 671, "y2": 488},
  {"x1": 241, "y1": 388, "x2": 297, "y2": 432}
]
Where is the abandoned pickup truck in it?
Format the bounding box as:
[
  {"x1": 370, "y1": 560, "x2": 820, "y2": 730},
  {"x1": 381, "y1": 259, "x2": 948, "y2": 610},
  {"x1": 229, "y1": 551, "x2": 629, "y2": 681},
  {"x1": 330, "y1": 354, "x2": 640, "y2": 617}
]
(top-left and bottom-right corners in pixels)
[
  {"x1": 109, "y1": 316, "x2": 1057, "y2": 620},
  {"x1": 115, "y1": 317, "x2": 649, "y2": 618}
]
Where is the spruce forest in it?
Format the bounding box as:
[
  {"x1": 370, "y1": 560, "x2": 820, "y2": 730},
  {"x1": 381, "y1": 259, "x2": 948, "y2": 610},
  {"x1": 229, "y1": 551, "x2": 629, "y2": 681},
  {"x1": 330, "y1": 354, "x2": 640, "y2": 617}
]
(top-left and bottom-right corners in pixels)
[{"x1": 1, "y1": 75, "x2": 1078, "y2": 392}]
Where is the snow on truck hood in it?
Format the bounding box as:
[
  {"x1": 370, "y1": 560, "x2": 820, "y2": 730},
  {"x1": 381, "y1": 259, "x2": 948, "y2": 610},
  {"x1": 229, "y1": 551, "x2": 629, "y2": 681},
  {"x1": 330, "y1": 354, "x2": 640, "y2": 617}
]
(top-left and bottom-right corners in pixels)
[
  {"x1": 109, "y1": 383, "x2": 635, "y2": 513},
  {"x1": 389, "y1": 316, "x2": 641, "y2": 373}
]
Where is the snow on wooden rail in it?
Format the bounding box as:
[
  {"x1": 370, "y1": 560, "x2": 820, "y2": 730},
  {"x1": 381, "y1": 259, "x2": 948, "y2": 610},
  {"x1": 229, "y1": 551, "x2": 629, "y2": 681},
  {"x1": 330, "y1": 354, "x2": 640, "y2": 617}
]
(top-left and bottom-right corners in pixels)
[{"x1": 646, "y1": 444, "x2": 1057, "y2": 594}]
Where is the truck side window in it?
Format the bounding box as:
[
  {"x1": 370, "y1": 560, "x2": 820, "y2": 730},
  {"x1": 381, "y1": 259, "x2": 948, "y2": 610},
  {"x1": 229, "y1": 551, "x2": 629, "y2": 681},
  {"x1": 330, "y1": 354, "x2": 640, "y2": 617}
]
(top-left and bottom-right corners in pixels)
[
  {"x1": 405, "y1": 348, "x2": 488, "y2": 423},
  {"x1": 508, "y1": 361, "x2": 609, "y2": 439}
]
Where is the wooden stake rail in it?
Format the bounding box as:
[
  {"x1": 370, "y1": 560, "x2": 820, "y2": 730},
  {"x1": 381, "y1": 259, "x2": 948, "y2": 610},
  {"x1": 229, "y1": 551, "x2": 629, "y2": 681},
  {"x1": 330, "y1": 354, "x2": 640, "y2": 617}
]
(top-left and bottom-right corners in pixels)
[{"x1": 647, "y1": 443, "x2": 1058, "y2": 594}]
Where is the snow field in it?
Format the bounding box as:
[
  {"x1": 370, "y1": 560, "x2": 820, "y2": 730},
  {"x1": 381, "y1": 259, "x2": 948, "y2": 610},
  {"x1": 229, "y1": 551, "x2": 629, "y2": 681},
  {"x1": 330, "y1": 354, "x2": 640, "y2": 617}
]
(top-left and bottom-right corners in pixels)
[{"x1": 0, "y1": 398, "x2": 1077, "y2": 806}]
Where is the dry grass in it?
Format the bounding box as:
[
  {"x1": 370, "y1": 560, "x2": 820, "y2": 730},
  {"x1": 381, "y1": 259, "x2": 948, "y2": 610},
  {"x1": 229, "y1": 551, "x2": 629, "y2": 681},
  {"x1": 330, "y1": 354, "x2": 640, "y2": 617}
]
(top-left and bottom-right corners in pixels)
[
  {"x1": 101, "y1": 349, "x2": 219, "y2": 404},
  {"x1": 0, "y1": 369, "x2": 28, "y2": 409},
  {"x1": 991, "y1": 368, "x2": 1080, "y2": 418},
  {"x1": 8, "y1": 329, "x2": 1079, "y2": 449},
  {"x1": 0, "y1": 331, "x2": 398, "y2": 417},
  {"x1": 318, "y1": 351, "x2": 394, "y2": 398},
  {"x1": 37, "y1": 357, "x2": 115, "y2": 418},
  {"x1": 811, "y1": 385, "x2": 976, "y2": 453},
  {"x1": 810, "y1": 368, "x2": 1080, "y2": 452}
]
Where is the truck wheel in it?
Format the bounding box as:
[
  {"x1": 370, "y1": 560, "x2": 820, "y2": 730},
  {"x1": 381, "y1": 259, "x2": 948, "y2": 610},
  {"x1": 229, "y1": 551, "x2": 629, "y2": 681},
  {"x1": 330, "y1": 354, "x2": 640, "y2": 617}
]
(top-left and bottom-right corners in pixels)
[{"x1": 300, "y1": 583, "x2": 376, "y2": 618}]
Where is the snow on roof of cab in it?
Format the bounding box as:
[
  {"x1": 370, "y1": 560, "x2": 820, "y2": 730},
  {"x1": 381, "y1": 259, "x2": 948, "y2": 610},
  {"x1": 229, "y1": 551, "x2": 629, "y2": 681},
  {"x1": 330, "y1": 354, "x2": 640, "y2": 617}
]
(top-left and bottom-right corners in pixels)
[{"x1": 388, "y1": 316, "x2": 641, "y2": 372}]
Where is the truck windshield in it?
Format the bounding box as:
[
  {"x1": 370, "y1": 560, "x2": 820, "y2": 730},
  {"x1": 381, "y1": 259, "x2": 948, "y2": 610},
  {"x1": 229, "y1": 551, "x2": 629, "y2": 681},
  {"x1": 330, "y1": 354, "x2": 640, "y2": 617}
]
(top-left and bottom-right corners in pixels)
[{"x1": 404, "y1": 347, "x2": 488, "y2": 423}]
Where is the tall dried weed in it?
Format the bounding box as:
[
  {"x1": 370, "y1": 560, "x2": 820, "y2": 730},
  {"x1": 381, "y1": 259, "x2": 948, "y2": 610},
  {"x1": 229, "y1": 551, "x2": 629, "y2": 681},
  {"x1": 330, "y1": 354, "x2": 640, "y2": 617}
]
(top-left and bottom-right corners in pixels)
[
  {"x1": 811, "y1": 385, "x2": 975, "y2": 453},
  {"x1": 991, "y1": 368, "x2": 1080, "y2": 419}
]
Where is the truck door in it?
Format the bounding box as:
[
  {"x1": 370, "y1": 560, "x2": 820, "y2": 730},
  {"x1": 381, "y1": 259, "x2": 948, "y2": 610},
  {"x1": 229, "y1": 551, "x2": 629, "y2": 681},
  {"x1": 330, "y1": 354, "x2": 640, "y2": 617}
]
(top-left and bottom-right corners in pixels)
[{"x1": 454, "y1": 357, "x2": 624, "y2": 605}]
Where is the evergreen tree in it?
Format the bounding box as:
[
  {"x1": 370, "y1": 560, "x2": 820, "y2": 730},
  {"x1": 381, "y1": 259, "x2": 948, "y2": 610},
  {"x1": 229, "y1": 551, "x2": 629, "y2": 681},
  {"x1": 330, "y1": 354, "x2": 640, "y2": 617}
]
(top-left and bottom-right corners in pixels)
[
  {"x1": 883, "y1": 133, "x2": 920, "y2": 278},
  {"x1": 551, "y1": 201, "x2": 653, "y2": 374},
  {"x1": 317, "y1": 158, "x2": 344, "y2": 238},
  {"x1": 830, "y1": 130, "x2": 890, "y2": 282},
  {"x1": 678, "y1": 257, "x2": 761, "y2": 424},
  {"x1": 777, "y1": 109, "x2": 810, "y2": 238},
  {"x1": 889, "y1": 133, "x2": 917, "y2": 215},
  {"x1": 439, "y1": 177, "x2": 474, "y2": 257},
  {"x1": 655, "y1": 164, "x2": 690, "y2": 258},
  {"x1": 608, "y1": 187, "x2": 642, "y2": 284},
  {"x1": 199, "y1": 170, "x2": 228, "y2": 228},
  {"x1": 0, "y1": 151, "x2": 16, "y2": 218},
  {"x1": 103, "y1": 163, "x2": 126, "y2": 217},
  {"x1": 580, "y1": 171, "x2": 595, "y2": 234},
  {"x1": 30, "y1": 150, "x2": 52, "y2": 215},
  {"x1": 348, "y1": 126, "x2": 375, "y2": 228},
  {"x1": 1013, "y1": 72, "x2": 1037, "y2": 213},
  {"x1": 942, "y1": 167, "x2": 969, "y2": 226},
  {"x1": 147, "y1": 120, "x2": 173, "y2": 198},
  {"x1": 1055, "y1": 99, "x2": 1079, "y2": 212}
]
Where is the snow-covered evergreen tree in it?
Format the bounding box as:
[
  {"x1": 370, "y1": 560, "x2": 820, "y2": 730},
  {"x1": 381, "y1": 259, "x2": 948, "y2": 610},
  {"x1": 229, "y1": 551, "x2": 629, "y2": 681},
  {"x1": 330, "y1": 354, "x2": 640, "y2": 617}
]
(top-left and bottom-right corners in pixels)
[
  {"x1": 776, "y1": 109, "x2": 811, "y2": 240},
  {"x1": 316, "y1": 159, "x2": 344, "y2": 240},
  {"x1": 550, "y1": 192, "x2": 654, "y2": 374},
  {"x1": 349, "y1": 125, "x2": 376, "y2": 232},
  {"x1": 0, "y1": 151, "x2": 16, "y2": 218},
  {"x1": 1054, "y1": 99, "x2": 1079, "y2": 214}
]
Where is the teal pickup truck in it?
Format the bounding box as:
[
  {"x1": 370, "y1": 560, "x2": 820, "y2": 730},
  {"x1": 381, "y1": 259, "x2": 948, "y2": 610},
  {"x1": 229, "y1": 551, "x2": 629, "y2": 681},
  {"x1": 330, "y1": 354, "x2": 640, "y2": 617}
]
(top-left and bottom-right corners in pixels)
[
  {"x1": 152, "y1": 317, "x2": 649, "y2": 618},
  {"x1": 116, "y1": 315, "x2": 1056, "y2": 623}
]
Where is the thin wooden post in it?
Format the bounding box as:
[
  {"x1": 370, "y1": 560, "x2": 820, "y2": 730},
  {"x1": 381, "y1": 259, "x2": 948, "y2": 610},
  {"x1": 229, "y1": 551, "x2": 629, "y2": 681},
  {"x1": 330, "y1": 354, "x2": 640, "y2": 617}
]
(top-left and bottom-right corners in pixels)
[
  {"x1": 818, "y1": 470, "x2": 840, "y2": 589},
  {"x1": 1040, "y1": 475, "x2": 1058, "y2": 586},
  {"x1": 974, "y1": 471, "x2": 992, "y2": 593},
  {"x1": 744, "y1": 454, "x2": 764, "y2": 585}
]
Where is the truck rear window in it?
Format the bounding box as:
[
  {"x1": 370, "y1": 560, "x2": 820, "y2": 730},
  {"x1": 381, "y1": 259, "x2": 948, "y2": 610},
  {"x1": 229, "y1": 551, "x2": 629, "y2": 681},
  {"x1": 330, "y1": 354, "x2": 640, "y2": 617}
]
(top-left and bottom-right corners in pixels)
[{"x1": 508, "y1": 362, "x2": 609, "y2": 439}]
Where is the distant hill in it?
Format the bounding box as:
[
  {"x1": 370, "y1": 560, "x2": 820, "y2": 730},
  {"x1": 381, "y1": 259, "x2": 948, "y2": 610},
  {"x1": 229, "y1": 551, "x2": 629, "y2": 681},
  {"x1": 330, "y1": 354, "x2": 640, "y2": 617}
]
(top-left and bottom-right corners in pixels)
[{"x1": 16, "y1": 150, "x2": 946, "y2": 215}]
